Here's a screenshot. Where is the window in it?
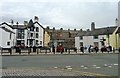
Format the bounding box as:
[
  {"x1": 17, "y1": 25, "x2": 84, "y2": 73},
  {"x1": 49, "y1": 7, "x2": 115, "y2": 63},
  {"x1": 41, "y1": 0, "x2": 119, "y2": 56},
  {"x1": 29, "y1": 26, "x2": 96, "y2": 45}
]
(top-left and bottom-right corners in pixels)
[
  {"x1": 80, "y1": 42, "x2": 83, "y2": 46},
  {"x1": 17, "y1": 29, "x2": 25, "y2": 39},
  {"x1": 94, "y1": 35, "x2": 98, "y2": 39},
  {"x1": 79, "y1": 36, "x2": 83, "y2": 40},
  {"x1": 36, "y1": 33, "x2": 39, "y2": 38},
  {"x1": 40, "y1": 41, "x2": 42, "y2": 45},
  {"x1": 36, "y1": 27, "x2": 39, "y2": 32},
  {"x1": 7, "y1": 42, "x2": 10, "y2": 46},
  {"x1": 10, "y1": 33, "x2": 12, "y2": 39},
  {"x1": 36, "y1": 40, "x2": 38, "y2": 45},
  {"x1": 30, "y1": 26, "x2": 35, "y2": 31},
  {"x1": 30, "y1": 33, "x2": 33, "y2": 37},
  {"x1": 94, "y1": 42, "x2": 99, "y2": 47}
]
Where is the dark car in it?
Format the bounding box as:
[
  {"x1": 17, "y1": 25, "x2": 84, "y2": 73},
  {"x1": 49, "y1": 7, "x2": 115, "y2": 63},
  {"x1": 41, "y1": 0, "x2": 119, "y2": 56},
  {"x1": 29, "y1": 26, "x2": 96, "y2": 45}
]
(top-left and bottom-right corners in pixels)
[{"x1": 57, "y1": 45, "x2": 64, "y2": 53}]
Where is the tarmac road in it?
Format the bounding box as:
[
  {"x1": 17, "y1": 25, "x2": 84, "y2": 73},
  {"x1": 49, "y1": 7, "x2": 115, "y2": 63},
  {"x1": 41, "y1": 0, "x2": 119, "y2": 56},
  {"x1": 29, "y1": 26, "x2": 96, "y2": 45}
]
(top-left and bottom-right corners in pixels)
[{"x1": 1, "y1": 53, "x2": 119, "y2": 76}]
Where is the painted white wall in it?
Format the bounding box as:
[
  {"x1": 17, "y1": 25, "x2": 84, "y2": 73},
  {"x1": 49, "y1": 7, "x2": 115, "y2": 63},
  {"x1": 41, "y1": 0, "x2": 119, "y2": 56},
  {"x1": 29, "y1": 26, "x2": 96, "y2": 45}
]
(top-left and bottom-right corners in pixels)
[
  {"x1": 83, "y1": 36, "x2": 93, "y2": 48},
  {"x1": 34, "y1": 23, "x2": 44, "y2": 47},
  {"x1": 24, "y1": 30, "x2": 28, "y2": 46},
  {"x1": 75, "y1": 37, "x2": 80, "y2": 49},
  {"x1": 0, "y1": 24, "x2": 15, "y2": 48},
  {"x1": 75, "y1": 35, "x2": 106, "y2": 50},
  {"x1": 0, "y1": 28, "x2": 2, "y2": 47}
]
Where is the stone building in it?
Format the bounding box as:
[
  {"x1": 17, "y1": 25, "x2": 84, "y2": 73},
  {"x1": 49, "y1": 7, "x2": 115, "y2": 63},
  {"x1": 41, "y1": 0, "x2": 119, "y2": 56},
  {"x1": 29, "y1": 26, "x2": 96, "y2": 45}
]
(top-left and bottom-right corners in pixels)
[{"x1": 45, "y1": 27, "x2": 80, "y2": 48}]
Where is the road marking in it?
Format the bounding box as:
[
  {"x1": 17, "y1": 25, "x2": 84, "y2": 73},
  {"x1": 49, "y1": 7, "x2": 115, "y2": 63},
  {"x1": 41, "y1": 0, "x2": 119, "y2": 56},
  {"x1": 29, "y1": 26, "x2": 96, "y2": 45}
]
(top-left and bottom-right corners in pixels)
[
  {"x1": 95, "y1": 67, "x2": 101, "y2": 69},
  {"x1": 66, "y1": 66, "x2": 71, "y2": 68},
  {"x1": 54, "y1": 67, "x2": 58, "y2": 69},
  {"x1": 113, "y1": 64, "x2": 118, "y2": 66},
  {"x1": 81, "y1": 65, "x2": 84, "y2": 67},
  {"x1": 67, "y1": 68, "x2": 72, "y2": 70},
  {"x1": 108, "y1": 66, "x2": 112, "y2": 68},
  {"x1": 84, "y1": 67, "x2": 88, "y2": 69},
  {"x1": 92, "y1": 65, "x2": 97, "y2": 67},
  {"x1": 104, "y1": 64, "x2": 108, "y2": 67}
]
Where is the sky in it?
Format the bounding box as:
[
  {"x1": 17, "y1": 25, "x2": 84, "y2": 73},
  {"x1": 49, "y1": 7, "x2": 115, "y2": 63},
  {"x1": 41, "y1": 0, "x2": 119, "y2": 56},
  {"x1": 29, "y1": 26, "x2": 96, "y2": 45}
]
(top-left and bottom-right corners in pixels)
[{"x1": 0, "y1": 0, "x2": 119, "y2": 30}]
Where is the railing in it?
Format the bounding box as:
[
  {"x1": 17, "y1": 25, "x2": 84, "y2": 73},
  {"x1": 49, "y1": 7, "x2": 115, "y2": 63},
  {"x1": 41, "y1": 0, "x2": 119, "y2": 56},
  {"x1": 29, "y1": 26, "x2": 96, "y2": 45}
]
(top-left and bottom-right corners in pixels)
[{"x1": 0, "y1": 47, "x2": 119, "y2": 55}]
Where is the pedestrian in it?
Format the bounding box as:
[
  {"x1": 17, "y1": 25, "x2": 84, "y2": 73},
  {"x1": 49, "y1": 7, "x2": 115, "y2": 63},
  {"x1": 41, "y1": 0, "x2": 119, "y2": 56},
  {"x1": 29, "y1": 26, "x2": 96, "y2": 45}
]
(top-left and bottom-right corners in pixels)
[
  {"x1": 118, "y1": 48, "x2": 120, "y2": 53},
  {"x1": 94, "y1": 46, "x2": 99, "y2": 53},
  {"x1": 80, "y1": 46, "x2": 84, "y2": 53},
  {"x1": 113, "y1": 47, "x2": 115, "y2": 53},
  {"x1": 109, "y1": 45, "x2": 112, "y2": 52},
  {"x1": 88, "y1": 45, "x2": 91, "y2": 53},
  {"x1": 52, "y1": 45, "x2": 55, "y2": 54}
]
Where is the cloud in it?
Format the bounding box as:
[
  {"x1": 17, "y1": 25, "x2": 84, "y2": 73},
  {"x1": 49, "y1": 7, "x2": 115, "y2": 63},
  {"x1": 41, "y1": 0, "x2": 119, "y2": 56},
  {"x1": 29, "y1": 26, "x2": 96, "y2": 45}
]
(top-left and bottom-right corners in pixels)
[{"x1": 0, "y1": 1, "x2": 118, "y2": 29}]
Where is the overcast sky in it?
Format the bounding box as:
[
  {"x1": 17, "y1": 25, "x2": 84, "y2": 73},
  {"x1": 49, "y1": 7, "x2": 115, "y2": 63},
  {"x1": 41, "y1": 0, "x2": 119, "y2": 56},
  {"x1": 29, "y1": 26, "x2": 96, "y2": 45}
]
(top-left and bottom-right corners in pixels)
[{"x1": 0, "y1": 0, "x2": 119, "y2": 30}]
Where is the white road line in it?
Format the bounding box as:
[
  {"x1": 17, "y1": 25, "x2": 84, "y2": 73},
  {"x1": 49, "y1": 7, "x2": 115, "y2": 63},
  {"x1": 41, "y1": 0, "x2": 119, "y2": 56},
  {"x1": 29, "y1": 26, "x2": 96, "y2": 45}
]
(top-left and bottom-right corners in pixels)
[
  {"x1": 67, "y1": 68, "x2": 72, "y2": 70},
  {"x1": 54, "y1": 67, "x2": 58, "y2": 69},
  {"x1": 81, "y1": 65, "x2": 84, "y2": 67},
  {"x1": 113, "y1": 64, "x2": 118, "y2": 66},
  {"x1": 84, "y1": 67, "x2": 88, "y2": 69},
  {"x1": 108, "y1": 66, "x2": 112, "y2": 68},
  {"x1": 92, "y1": 65, "x2": 97, "y2": 67},
  {"x1": 66, "y1": 66, "x2": 71, "y2": 68},
  {"x1": 96, "y1": 67, "x2": 101, "y2": 69},
  {"x1": 104, "y1": 64, "x2": 108, "y2": 67}
]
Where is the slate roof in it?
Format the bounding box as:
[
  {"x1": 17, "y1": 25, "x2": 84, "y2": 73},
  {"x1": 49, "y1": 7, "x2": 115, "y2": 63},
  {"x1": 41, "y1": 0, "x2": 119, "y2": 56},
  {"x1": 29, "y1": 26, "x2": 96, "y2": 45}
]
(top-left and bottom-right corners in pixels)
[
  {"x1": 13, "y1": 25, "x2": 27, "y2": 29},
  {"x1": 0, "y1": 22, "x2": 14, "y2": 29},
  {"x1": 116, "y1": 27, "x2": 120, "y2": 34},
  {"x1": 0, "y1": 27, "x2": 15, "y2": 34},
  {"x1": 0, "y1": 20, "x2": 45, "y2": 30},
  {"x1": 77, "y1": 26, "x2": 117, "y2": 36}
]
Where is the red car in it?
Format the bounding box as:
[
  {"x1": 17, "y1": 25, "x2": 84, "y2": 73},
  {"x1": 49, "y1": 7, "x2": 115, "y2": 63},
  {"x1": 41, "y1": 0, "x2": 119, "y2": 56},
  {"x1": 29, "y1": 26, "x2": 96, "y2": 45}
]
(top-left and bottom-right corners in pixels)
[{"x1": 57, "y1": 45, "x2": 64, "y2": 52}]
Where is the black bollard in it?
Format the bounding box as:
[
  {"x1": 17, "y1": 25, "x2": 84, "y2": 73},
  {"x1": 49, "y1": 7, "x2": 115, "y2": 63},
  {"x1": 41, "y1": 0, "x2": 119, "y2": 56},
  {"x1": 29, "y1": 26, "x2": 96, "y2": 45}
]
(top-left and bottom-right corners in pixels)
[
  {"x1": 118, "y1": 48, "x2": 120, "y2": 53},
  {"x1": 113, "y1": 47, "x2": 115, "y2": 53}
]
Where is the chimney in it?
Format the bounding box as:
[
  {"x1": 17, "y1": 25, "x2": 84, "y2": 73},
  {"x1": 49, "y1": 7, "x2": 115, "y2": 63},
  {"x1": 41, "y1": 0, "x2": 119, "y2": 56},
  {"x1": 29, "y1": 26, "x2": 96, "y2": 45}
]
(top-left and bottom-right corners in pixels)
[
  {"x1": 115, "y1": 18, "x2": 118, "y2": 26},
  {"x1": 60, "y1": 28, "x2": 63, "y2": 30},
  {"x1": 24, "y1": 21, "x2": 28, "y2": 26},
  {"x1": 34, "y1": 16, "x2": 39, "y2": 22},
  {"x1": 11, "y1": 19, "x2": 14, "y2": 25},
  {"x1": 53, "y1": 27, "x2": 55, "y2": 30},
  {"x1": 68, "y1": 29, "x2": 70, "y2": 31},
  {"x1": 46, "y1": 26, "x2": 50, "y2": 30},
  {"x1": 80, "y1": 29, "x2": 83, "y2": 32},
  {"x1": 74, "y1": 28, "x2": 76, "y2": 31},
  {"x1": 91, "y1": 22, "x2": 95, "y2": 31},
  {"x1": 87, "y1": 29, "x2": 90, "y2": 32}
]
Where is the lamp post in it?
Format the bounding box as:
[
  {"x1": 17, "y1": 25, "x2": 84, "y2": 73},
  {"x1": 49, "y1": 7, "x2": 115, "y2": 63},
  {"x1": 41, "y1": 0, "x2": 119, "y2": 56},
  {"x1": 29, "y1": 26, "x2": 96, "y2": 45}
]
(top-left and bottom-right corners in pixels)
[{"x1": 107, "y1": 27, "x2": 110, "y2": 45}]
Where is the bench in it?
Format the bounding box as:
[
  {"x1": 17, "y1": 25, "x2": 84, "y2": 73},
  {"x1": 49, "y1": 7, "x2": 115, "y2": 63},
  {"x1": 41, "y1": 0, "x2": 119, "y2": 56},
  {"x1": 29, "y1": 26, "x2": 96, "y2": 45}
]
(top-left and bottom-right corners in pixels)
[
  {"x1": 1, "y1": 48, "x2": 12, "y2": 55},
  {"x1": 36, "y1": 47, "x2": 51, "y2": 54},
  {"x1": 15, "y1": 47, "x2": 31, "y2": 55},
  {"x1": 65, "y1": 47, "x2": 77, "y2": 54}
]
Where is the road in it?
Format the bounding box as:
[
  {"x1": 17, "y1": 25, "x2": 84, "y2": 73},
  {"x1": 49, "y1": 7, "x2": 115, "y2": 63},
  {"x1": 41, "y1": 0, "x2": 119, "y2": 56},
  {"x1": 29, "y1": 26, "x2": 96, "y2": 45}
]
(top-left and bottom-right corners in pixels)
[{"x1": 1, "y1": 53, "x2": 119, "y2": 76}]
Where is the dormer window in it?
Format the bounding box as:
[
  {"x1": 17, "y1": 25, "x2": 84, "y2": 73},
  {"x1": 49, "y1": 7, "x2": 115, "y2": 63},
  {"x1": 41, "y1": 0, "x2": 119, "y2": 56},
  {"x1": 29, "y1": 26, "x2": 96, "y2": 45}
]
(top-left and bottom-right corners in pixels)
[
  {"x1": 36, "y1": 27, "x2": 39, "y2": 32},
  {"x1": 30, "y1": 26, "x2": 35, "y2": 31},
  {"x1": 79, "y1": 36, "x2": 83, "y2": 40},
  {"x1": 94, "y1": 35, "x2": 98, "y2": 39}
]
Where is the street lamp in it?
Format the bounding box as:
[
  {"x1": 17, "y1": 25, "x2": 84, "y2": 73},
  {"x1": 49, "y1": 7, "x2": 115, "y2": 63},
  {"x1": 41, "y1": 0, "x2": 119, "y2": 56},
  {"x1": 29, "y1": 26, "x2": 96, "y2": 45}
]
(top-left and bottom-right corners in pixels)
[{"x1": 107, "y1": 27, "x2": 110, "y2": 45}]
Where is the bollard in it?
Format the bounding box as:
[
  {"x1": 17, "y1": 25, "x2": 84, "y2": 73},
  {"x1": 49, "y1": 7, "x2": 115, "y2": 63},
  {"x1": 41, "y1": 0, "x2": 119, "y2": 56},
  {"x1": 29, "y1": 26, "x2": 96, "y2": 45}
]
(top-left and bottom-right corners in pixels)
[
  {"x1": 9, "y1": 49, "x2": 12, "y2": 55},
  {"x1": 118, "y1": 47, "x2": 120, "y2": 53},
  {"x1": 113, "y1": 47, "x2": 115, "y2": 53},
  {"x1": 68, "y1": 49, "x2": 70, "y2": 54}
]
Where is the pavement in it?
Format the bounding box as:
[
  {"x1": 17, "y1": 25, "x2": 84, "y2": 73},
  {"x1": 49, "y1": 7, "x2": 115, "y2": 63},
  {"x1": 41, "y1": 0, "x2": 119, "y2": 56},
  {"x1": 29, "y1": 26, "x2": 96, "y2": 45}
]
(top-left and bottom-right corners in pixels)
[
  {"x1": 2, "y1": 67, "x2": 102, "y2": 76},
  {"x1": 0, "y1": 51, "x2": 119, "y2": 76},
  {"x1": 0, "y1": 50, "x2": 119, "y2": 56}
]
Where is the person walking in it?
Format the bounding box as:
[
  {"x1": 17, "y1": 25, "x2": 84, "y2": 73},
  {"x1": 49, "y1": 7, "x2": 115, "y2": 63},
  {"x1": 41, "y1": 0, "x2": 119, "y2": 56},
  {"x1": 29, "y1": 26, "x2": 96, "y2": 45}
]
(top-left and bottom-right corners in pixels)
[
  {"x1": 52, "y1": 45, "x2": 55, "y2": 54},
  {"x1": 88, "y1": 45, "x2": 91, "y2": 53},
  {"x1": 80, "y1": 46, "x2": 84, "y2": 53},
  {"x1": 94, "y1": 46, "x2": 99, "y2": 53}
]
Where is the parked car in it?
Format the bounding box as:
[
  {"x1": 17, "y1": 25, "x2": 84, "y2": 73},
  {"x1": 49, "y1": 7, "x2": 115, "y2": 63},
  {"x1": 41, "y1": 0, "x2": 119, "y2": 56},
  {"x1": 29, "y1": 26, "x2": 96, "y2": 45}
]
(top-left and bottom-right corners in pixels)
[{"x1": 57, "y1": 45, "x2": 64, "y2": 53}]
